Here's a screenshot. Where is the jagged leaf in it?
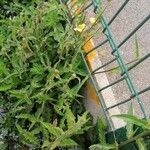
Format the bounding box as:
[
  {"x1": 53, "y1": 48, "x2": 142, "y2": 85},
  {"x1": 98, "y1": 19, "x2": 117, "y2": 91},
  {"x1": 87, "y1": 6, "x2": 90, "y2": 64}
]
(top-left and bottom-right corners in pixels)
[
  {"x1": 16, "y1": 124, "x2": 39, "y2": 145},
  {"x1": 30, "y1": 64, "x2": 45, "y2": 75},
  {"x1": 49, "y1": 112, "x2": 89, "y2": 150},
  {"x1": 65, "y1": 107, "x2": 75, "y2": 129},
  {"x1": 0, "y1": 60, "x2": 9, "y2": 75},
  {"x1": 42, "y1": 140, "x2": 51, "y2": 148},
  {"x1": 89, "y1": 143, "x2": 118, "y2": 150},
  {"x1": 16, "y1": 114, "x2": 37, "y2": 122},
  {"x1": 112, "y1": 114, "x2": 149, "y2": 129},
  {"x1": 59, "y1": 138, "x2": 77, "y2": 147},
  {"x1": 136, "y1": 138, "x2": 147, "y2": 150},
  {"x1": 96, "y1": 117, "x2": 107, "y2": 144},
  {"x1": 31, "y1": 128, "x2": 41, "y2": 135},
  {"x1": 16, "y1": 114, "x2": 37, "y2": 130},
  {"x1": 10, "y1": 89, "x2": 31, "y2": 104},
  {"x1": 0, "y1": 84, "x2": 12, "y2": 91},
  {"x1": 9, "y1": 106, "x2": 25, "y2": 114},
  {"x1": 40, "y1": 121, "x2": 63, "y2": 136},
  {"x1": 126, "y1": 102, "x2": 135, "y2": 139}
]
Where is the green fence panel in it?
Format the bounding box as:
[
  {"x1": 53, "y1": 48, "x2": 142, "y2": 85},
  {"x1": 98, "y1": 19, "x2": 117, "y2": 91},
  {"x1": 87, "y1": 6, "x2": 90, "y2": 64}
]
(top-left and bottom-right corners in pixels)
[{"x1": 80, "y1": 0, "x2": 150, "y2": 130}]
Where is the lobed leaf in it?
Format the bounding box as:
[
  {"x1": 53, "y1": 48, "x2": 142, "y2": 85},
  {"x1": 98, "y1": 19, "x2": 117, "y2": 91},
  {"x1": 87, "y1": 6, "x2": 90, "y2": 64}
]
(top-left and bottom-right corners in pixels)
[
  {"x1": 40, "y1": 121, "x2": 63, "y2": 137},
  {"x1": 59, "y1": 138, "x2": 77, "y2": 147},
  {"x1": 112, "y1": 114, "x2": 149, "y2": 129},
  {"x1": 126, "y1": 102, "x2": 135, "y2": 139},
  {"x1": 89, "y1": 143, "x2": 118, "y2": 150},
  {"x1": 65, "y1": 106, "x2": 76, "y2": 129},
  {"x1": 136, "y1": 138, "x2": 147, "y2": 150},
  {"x1": 16, "y1": 124, "x2": 39, "y2": 145},
  {"x1": 96, "y1": 117, "x2": 107, "y2": 144}
]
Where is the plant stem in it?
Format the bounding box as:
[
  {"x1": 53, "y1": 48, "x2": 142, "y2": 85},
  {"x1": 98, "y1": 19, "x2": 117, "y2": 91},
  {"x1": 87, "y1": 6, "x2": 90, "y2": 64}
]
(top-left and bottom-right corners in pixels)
[{"x1": 119, "y1": 130, "x2": 150, "y2": 148}]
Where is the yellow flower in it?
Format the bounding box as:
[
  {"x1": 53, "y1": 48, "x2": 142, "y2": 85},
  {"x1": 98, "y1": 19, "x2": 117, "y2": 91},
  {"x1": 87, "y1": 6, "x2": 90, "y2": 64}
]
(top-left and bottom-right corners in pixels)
[
  {"x1": 74, "y1": 24, "x2": 86, "y2": 32},
  {"x1": 90, "y1": 17, "x2": 96, "y2": 24}
]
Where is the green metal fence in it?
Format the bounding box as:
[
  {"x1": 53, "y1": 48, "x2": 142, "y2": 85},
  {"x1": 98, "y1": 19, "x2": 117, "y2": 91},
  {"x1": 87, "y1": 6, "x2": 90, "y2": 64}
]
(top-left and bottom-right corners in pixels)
[
  {"x1": 79, "y1": 0, "x2": 150, "y2": 131},
  {"x1": 63, "y1": 0, "x2": 150, "y2": 131}
]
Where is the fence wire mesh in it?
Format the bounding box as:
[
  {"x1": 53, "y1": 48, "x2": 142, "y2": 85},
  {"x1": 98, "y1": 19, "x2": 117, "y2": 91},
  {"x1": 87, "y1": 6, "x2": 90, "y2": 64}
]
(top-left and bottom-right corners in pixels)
[{"x1": 64, "y1": 0, "x2": 150, "y2": 130}]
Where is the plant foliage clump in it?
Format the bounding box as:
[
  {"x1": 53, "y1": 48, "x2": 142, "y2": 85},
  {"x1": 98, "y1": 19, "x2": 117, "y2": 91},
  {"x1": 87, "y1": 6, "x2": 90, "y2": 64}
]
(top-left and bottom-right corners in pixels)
[{"x1": 0, "y1": 0, "x2": 91, "y2": 149}]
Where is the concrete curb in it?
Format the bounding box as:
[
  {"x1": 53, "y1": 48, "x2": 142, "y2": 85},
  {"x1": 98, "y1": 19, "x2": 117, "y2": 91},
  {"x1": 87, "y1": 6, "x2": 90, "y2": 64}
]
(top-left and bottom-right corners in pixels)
[{"x1": 83, "y1": 39, "x2": 125, "y2": 129}]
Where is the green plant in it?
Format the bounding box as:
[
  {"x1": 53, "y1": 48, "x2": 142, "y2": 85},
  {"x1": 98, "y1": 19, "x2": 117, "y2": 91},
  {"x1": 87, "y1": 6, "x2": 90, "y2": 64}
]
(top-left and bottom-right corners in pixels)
[
  {"x1": 89, "y1": 117, "x2": 118, "y2": 150},
  {"x1": 0, "y1": 0, "x2": 93, "y2": 149},
  {"x1": 89, "y1": 103, "x2": 150, "y2": 150}
]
